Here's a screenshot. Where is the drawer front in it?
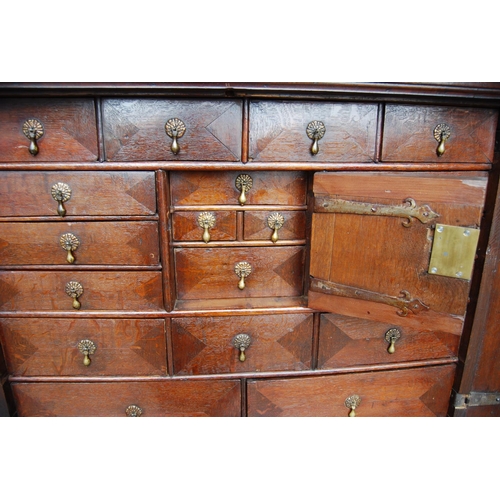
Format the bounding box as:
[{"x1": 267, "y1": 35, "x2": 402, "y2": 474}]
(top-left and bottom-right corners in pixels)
[
  {"x1": 0, "y1": 221, "x2": 159, "y2": 266},
  {"x1": 170, "y1": 171, "x2": 307, "y2": 206},
  {"x1": 381, "y1": 105, "x2": 498, "y2": 163},
  {"x1": 0, "y1": 318, "x2": 166, "y2": 376},
  {"x1": 247, "y1": 364, "x2": 455, "y2": 416},
  {"x1": 249, "y1": 101, "x2": 378, "y2": 162},
  {"x1": 103, "y1": 99, "x2": 242, "y2": 161},
  {"x1": 243, "y1": 210, "x2": 306, "y2": 242},
  {"x1": 0, "y1": 171, "x2": 156, "y2": 217},
  {"x1": 318, "y1": 313, "x2": 460, "y2": 369},
  {"x1": 172, "y1": 211, "x2": 236, "y2": 242},
  {"x1": 175, "y1": 247, "x2": 305, "y2": 300},
  {"x1": 172, "y1": 314, "x2": 313, "y2": 375},
  {"x1": 0, "y1": 98, "x2": 98, "y2": 162},
  {"x1": 0, "y1": 271, "x2": 163, "y2": 311},
  {"x1": 12, "y1": 379, "x2": 242, "y2": 416}
]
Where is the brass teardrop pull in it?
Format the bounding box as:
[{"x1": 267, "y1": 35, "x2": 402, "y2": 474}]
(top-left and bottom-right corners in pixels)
[
  {"x1": 267, "y1": 212, "x2": 285, "y2": 243},
  {"x1": 22, "y1": 119, "x2": 44, "y2": 156},
  {"x1": 385, "y1": 327, "x2": 401, "y2": 354},
  {"x1": 60, "y1": 233, "x2": 80, "y2": 264},
  {"x1": 65, "y1": 281, "x2": 83, "y2": 309},
  {"x1": 125, "y1": 405, "x2": 143, "y2": 417},
  {"x1": 233, "y1": 333, "x2": 251, "y2": 362},
  {"x1": 77, "y1": 339, "x2": 96, "y2": 366},
  {"x1": 234, "y1": 261, "x2": 252, "y2": 290},
  {"x1": 433, "y1": 123, "x2": 451, "y2": 157},
  {"x1": 344, "y1": 395, "x2": 361, "y2": 417},
  {"x1": 51, "y1": 182, "x2": 72, "y2": 217},
  {"x1": 306, "y1": 120, "x2": 326, "y2": 155},
  {"x1": 198, "y1": 212, "x2": 216, "y2": 243},
  {"x1": 235, "y1": 174, "x2": 253, "y2": 206},
  {"x1": 165, "y1": 118, "x2": 186, "y2": 155}
]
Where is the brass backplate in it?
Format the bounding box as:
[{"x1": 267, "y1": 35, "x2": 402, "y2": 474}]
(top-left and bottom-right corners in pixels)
[{"x1": 428, "y1": 224, "x2": 480, "y2": 280}]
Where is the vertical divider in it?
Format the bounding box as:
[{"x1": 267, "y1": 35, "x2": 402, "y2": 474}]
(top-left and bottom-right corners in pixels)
[
  {"x1": 374, "y1": 102, "x2": 385, "y2": 162},
  {"x1": 242, "y1": 98, "x2": 249, "y2": 163},
  {"x1": 95, "y1": 98, "x2": 105, "y2": 162}
]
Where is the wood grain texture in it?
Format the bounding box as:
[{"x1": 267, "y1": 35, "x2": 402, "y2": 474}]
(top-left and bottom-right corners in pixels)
[
  {"x1": 0, "y1": 98, "x2": 98, "y2": 162},
  {"x1": 381, "y1": 105, "x2": 498, "y2": 163},
  {"x1": 171, "y1": 313, "x2": 313, "y2": 375},
  {"x1": 0, "y1": 318, "x2": 166, "y2": 376},
  {"x1": 243, "y1": 210, "x2": 306, "y2": 241},
  {"x1": 0, "y1": 221, "x2": 159, "y2": 266},
  {"x1": 170, "y1": 171, "x2": 307, "y2": 206},
  {"x1": 0, "y1": 171, "x2": 156, "y2": 217},
  {"x1": 247, "y1": 364, "x2": 456, "y2": 416},
  {"x1": 103, "y1": 99, "x2": 242, "y2": 161},
  {"x1": 249, "y1": 101, "x2": 378, "y2": 162},
  {"x1": 172, "y1": 211, "x2": 236, "y2": 241},
  {"x1": 12, "y1": 379, "x2": 241, "y2": 416},
  {"x1": 0, "y1": 271, "x2": 163, "y2": 311}
]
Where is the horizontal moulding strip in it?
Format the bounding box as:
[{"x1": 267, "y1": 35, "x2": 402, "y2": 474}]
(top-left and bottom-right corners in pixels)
[
  {"x1": 170, "y1": 205, "x2": 307, "y2": 212},
  {"x1": 0, "y1": 215, "x2": 159, "y2": 223},
  {"x1": 0, "y1": 265, "x2": 162, "y2": 271},
  {"x1": 171, "y1": 240, "x2": 306, "y2": 248}
]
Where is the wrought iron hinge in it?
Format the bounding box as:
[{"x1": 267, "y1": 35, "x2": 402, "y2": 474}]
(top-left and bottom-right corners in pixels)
[{"x1": 453, "y1": 390, "x2": 500, "y2": 409}]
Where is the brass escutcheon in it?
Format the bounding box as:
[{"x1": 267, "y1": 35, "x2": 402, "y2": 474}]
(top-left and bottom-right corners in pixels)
[
  {"x1": 51, "y1": 182, "x2": 72, "y2": 217},
  {"x1": 385, "y1": 327, "x2": 401, "y2": 354},
  {"x1": 344, "y1": 395, "x2": 361, "y2": 417},
  {"x1": 198, "y1": 212, "x2": 216, "y2": 243},
  {"x1": 65, "y1": 281, "x2": 83, "y2": 310},
  {"x1": 22, "y1": 118, "x2": 44, "y2": 156},
  {"x1": 433, "y1": 123, "x2": 451, "y2": 157},
  {"x1": 235, "y1": 174, "x2": 253, "y2": 205},
  {"x1": 165, "y1": 118, "x2": 186, "y2": 155},
  {"x1": 306, "y1": 120, "x2": 326, "y2": 155},
  {"x1": 77, "y1": 339, "x2": 96, "y2": 366},
  {"x1": 60, "y1": 233, "x2": 80, "y2": 264},
  {"x1": 125, "y1": 405, "x2": 143, "y2": 417},
  {"x1": 267, "y1": 212, "x2": 285, "y2": 243},
  {"x1": 234, "y1": 261, "x2": 252, "y2": 290},
  {"x1": 232, "y1": 333, "x2": 251, "y2": 362}
]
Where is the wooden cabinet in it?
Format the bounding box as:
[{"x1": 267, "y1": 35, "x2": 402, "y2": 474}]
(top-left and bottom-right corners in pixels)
[{"x1": 1, "y1": 83, "x2": 499, "y2": 417}]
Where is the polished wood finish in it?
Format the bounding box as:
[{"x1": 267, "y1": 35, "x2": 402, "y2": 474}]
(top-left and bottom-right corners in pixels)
[
  {"x1": 172, "y1": 211, "x2": 236, "y2": 242},
  {"x1": 243, "y1": 211, "x2": 306, "y2": 241}
]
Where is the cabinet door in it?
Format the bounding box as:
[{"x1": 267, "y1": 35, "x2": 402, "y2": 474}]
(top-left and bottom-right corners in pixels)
[{"x1": 309, "y1": 172, "x2": 487, "y2": 362}]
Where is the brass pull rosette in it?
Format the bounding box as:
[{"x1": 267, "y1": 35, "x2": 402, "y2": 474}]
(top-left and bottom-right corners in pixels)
[
  {"x1": 235, "y1": 261, "x2": 252, "y2": 290},
  {"x1": 22, "y1": 118, "x2": 44, "y2": 156},
  {"x1": 65, "y1": 281, "x2": 83, "y2": 310},
  {"x1": 165, "y1": 118, "x2": 186, "y2": 155},
  {"x1": 267, "y1": 212, "x2": 285, "y2": 243},
  {"x1": 60, "y1": 233, "x2": 80, "y2": 264},
  {"x1": 233, "y1": 333, "x2": 251, "y2": 362},
  {"x1": 77, "y1": 339, "x2": 96, "y2": 366},
  {"x1": 125, "y1": 405, "x2": 143, "y2": 417},
  {"x1": 51, "y1": 182, "x2": 72, "y2": 217},
  {"x1": 235, "y1": 174, "x2": 253, "y2": 206},
  {"x1": 385, "y1": 327, "x2": 401, "y2": 354},
  {"x1": 433, "y1": 123, "x2": 451, "y2": 157},
  {"x1": 198, "y1": 212, "x2": 216, "y2": 243},
  {"x1": 306, "y1": 120, "x2": 326, "y2": 155},
  {"x1": 345, "y1": 395, "x2": 361, "y2": 417}
]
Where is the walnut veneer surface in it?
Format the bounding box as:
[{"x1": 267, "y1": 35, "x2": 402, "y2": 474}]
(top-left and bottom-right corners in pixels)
[{"x1": 1, "y1": 83, "x2": 499, "y2": 417}]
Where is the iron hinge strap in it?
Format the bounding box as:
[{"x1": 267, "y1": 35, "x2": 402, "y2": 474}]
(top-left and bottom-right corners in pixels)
[{"x1": 453, "y1": 390, "x2": 500, "y2": 409}]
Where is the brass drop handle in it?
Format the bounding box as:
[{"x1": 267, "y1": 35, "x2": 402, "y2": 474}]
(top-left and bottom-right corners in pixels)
[
  {"x1": 233, "y1": 333, "x2": 251, "y2": 362},
  {"x1": 125, "y1": 405, "x2": 143, "y2": 417},
  {"x1": 433, "y1": 123, "x2": 451, "y2": 157},
  {"x1": 306, "y1": 120, "x2": 326, "y2": 155},
  {"x1": 344, "y1": 395, "x2": 361, "y2": 417},
  {"x1": 60, "y1": 233, "x2": 80, "y2": 264},
  {"x1": 22, "y1": 119, "x2": 44, "y2": 156},
  {"x1": 51, "y1": 182, "x2": 72, "y2": 217},
  {"x1": 234, "y1": 261, "x2": 252, "y2": 290},
  {"x1": 235, "y1": 174, "x2": 253, "y2": 206},
  {"x1": 198, "y1": 212, "x2": 216, "y2": 243},
  {"x1": 385, "y1": 327, "x2": 401, "y2": 354},
  {"x1": 65, "y1": 281, "x2": 83, "y2": 310},
  {"x1": 77, "y1": 339, "x2": 96, "y2": 366},
  {"x1": 267, "y1": 212, "x2": 285, "y2": 243},
  {"x1": 165, "y1": 118, "x2": 186, "y2": 155}
]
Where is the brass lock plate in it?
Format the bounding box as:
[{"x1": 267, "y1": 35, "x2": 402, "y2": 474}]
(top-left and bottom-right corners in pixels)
[{"x1": 428, "y1": 224, "x2": 480, "y2": 280}]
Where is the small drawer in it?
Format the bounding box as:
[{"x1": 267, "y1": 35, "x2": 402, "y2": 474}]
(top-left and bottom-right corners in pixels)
[
  {"x1": 249, "y1": 101, "x2": 378, "y2": 162},
  {"x1": 0, "y1": 271, "x2": 163, "y2": 311},
  {"x1": 318, "y1": 313, "x2": 460, "y2": 369},
  {"x1": 0, "y1": 171, "x2": 156, "y2": 217},
  {"x1": 12, "y1": 379, "x2": 242, "y2": 416},
  {"x1": 0, "y1": 98, "x2": 98, "y2": 162},
  {"x1": 381, "y1": 104, "x2": 498, "y2": 163},
  {"x1": 0, "y1": 318, "x2": 166, "y2": 376},
  {"x1": 172, "y1": 211, "x2": 236, "y2": 242},
  {"x1": 175, "y1": 246, "x2": 305, "y2": 301},
  {"x1": 170, "y1": 171, "x2": 307, "y2": 206},
  {"x1": 243, "y1": 210, "x2": 306, "y2": 242},
  {"x1": 0, "y1": 221, "x2": 159, "y2": 266},
  {"x1": 172, "y1": 313, "x2": 313, "y2": 375},
  {"x1": 247, "y1": 364, "x2": 456, "y2": 416},
  {"x1": 103, "y1": 98, "x2": 242, "y2": 161}
]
